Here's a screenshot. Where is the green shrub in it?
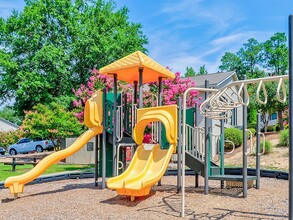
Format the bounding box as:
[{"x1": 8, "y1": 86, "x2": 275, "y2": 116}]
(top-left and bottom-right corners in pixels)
[
  {"x1": 273, "y1": 123, "x2": 280, "y2": 132},
  {"x1": 247, "y1": 122, "x2": 257, "y2": 130},
  {"x1": 247, "y1": 128, "x2": 256, "y2": 138},
  {"x1": 279, "y1": 129, "x2": 289, "y2": 147},
  {"x1": 260, "y1": 140, "x2": 273, "y2": 154},
  {"x1": 224, "y1": 128, "x2": 243, "y2": 148},
  {"x1": 0, "y1": 130, "x2": 25, "y2": 150},
  {"x1": 267, "y1": 125, "x2": 274, "y2": 132}
]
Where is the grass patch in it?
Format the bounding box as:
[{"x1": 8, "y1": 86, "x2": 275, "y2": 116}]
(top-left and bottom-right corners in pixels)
[{"x1": 0, "y1": 163, "x2": 94, "y2": 181}]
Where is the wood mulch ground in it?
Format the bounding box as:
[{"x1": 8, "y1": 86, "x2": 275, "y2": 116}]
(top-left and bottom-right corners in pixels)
[
  {"x1": 0, "y1": 176, "x2": 288, "y2": 219},
  {"x1": 224, "y1": 132, "x2": 289, "y2": 171}
]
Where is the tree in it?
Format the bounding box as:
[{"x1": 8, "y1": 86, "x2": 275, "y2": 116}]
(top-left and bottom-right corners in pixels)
[
  {"x1": 197, "y1": 65, "x2": 208, "y2": 75},
  {"x1": 0, "y1": 0, "x2": 148, "y2": 115},
  {"x1": 184, "y1": 67, "x2": 196, "y2": 77},
  {"x1": 0, "y1": 106, "x2": 22, "y2": 125},
  {"x1": 262, "y1": 33, "x2": 288, "y2": 76},
  {"x1": 219, "y1": 52, "x2": 245, "y2": 79},
  {"x1": 22, "y1": 102, "x2": 84, "y2": 148},
  {"x1": 237, "y1": 38, "x2": 262, "y2": 78},
  {"x1": 261, "y1": 33, "x2": 288, "y2": 129},
  {"x1": 73, "y1": 69, "x2": 201, "y2": 122}
]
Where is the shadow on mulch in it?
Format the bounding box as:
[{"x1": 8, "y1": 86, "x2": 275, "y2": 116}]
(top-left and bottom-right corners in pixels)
[
  {"x1": 1, "y1": 182, "x2": 101, "y2": 203},
  {"x1": 100, "y1": 191, "x2": 156, "y2": 207},
  {"x1": 154, "y1": 183, "x2": 243, "y2": 198}
]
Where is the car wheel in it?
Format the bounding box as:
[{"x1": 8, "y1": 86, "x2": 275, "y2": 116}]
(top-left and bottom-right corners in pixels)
[
  {"x1": 9, "y1": 149, "x2": 17, "y2": 155},
  {"x1": 0, "y1": 152, "x2": 5, "y2": 155},
  {"x1": 36, "y1": 145, "x2": 43, "y2": 153}
]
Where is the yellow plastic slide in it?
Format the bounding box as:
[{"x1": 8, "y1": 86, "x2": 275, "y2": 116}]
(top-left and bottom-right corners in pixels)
[
  {"x1": 110, "y1": 144, "x2": 174, "y2": 200},
  {"x1": 107, "y1": 144, "x2": 152, "y2": 190},
  {"x1": 107, "y1": 105, "x2": 178, "y2": 201},
  {"x1": 5, "y1": 127, "x2": 102, "y2": 195},
  {"x1": 5, "y1": 90, "x2": 104, "y2": 196}
]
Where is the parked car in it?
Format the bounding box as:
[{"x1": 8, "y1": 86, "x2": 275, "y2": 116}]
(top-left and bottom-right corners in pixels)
[
  {"x1": 0, "y1": 147, "x2": 5, "y2": 155},
  {"x1": 8, "y1": 138, "x2": 54, "y2": 155}
]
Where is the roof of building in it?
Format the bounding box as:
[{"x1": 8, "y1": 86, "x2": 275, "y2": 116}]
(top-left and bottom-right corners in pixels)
[
  {"x1": 99, "y1": 51, "x2": 175, "y2": 83},
  {"x1": 182, "y1": 71, "x2": 238, "y2": 88},
  {"x1": 0, "y1": 117, "x2": 19, "y2": 129}
]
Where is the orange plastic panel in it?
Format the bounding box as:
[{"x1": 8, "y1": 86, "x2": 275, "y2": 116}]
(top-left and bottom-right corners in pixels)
[{"x1": 99, "y1": 51, "x2": 175, "y2": 83}]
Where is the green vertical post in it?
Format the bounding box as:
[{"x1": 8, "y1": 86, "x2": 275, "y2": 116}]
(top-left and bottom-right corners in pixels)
[{"x1": 220, "y1": 117, "x2": 224, "y2": 175}]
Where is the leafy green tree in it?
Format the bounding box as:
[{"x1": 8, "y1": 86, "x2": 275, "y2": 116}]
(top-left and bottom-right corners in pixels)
[
  {"x1": 219, "y1": 52, "x2": 245, "y2": 79},
  {"x1": 184, "y1": 67, "x2": 196, "y2": 77},
  {"x1": 0, "y1": 0, "x2": 148, "y2": 115},
  {"x1": 22, "y1": 102, "x2": 84, "y2": 148},
  {"x1": 237, "y1": 38, "x2": 262, "y2": 78},
  {"x1": 197, "y1": 65, "x2": 208, "y2": 75},
  {"x1": 262, "y1": 33, "x2": 288, "y2": 76},
  {"x1": 261, "y1": 33, "x2": 288, "y2": 129},
  {"x1": 0, "y1": 106, "x2": 22, "y2": 125}
]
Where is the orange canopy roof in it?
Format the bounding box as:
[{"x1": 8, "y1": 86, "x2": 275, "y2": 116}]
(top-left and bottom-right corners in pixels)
[{"x1": 99, "y1": 51, "x2": 175, "y2": 83}]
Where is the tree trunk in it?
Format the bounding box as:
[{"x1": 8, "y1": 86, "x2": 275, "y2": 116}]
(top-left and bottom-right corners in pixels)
[{"x1": 278, "y1": 110, "x2": 284, "y2": 130}]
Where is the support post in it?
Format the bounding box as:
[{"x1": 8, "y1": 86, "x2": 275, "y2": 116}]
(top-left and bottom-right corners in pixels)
[
  {"x1": 102, "y1": 88, "x2": 107, "y2": 188},
  {"x1": 113, "y1": 74, "x2": 118, "y2": 176},
  {"x1": 94, "y1": 135, "x2": 99, "y2": 187},
  {"x1": 242, "y1": 75, "x2": 248, "y2": 198},
  {"x1": 158, "y1": 77, "x2": 163, "y2": 186},
  {"x1": 256, "y1": 111, "x2": 261, "y2": 189},
  {"x1": 158, "y1": 77, "x2": 163, "y2": 145},
  {"x1": 194, "y1": 102, "x2": 199, "y2": 188},
  {"x1": 288, "y1": 14, "x2": 293, "y2": 220},
  {"x1": 134, "y1": 81, "x2": 138, "y2": 104},
  {"x1": 204, "y1": 80, "x2": 209, "y2": 195},
  {"x1": 194, "y1": 103, "x2": 198, "y2": 127},
  {"x1": 220, "y1": 116, "x2": 225, "y2": 189},
  {"x1": 123, "y1": 94, "x2": 127, "y2": 132},
  {"x1": 177, "y1": 96, "x2": 182, "y2": 192},
  {"x1": 138, "y1": 68, "x2": 143, "y2": 108}
]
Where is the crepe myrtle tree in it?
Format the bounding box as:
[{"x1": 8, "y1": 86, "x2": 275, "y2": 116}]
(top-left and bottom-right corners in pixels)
[{"x1": 72, "y1": 69, "x2": 201, "y2": 123}]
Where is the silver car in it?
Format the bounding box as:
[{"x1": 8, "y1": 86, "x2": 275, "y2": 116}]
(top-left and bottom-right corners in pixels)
[{"x1": 8, "y1": 138, "x2": 54, "y2": 155}]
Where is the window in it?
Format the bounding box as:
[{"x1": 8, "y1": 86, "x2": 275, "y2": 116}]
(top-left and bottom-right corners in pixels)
[{"x1": 270, "y1": 113, "x2": 278, "y2": 120}]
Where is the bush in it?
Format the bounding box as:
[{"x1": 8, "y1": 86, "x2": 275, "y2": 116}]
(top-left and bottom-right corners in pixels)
[
  {"x1": 247, "y1": 122, "x2": 257, "y2": 130},
  {"x1": 273, "y1": 123, "x2": 280, "y2": 132},
  {"x1": 247, "y1": 128, "x2": 256, "y2": 138},
  {"x1": 0, "y1": 130, "x2": 25, "y2": 150},
  {"x1": 224, "y1": 128, "x2": 243, "y2": 148},
  {"x1": 279, "y1": 129, "x2": 289, "y2": 147},
  {"x1": 267, "y1": 125, "x2": 274, "y2": 132},
  {"x1": 260, "y1": 140, "x2": 273, "y2": 154}
]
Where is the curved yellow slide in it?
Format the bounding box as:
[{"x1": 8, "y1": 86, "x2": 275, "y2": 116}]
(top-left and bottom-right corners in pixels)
[
  {"x1": 107, "y1": 145, "x2": 152, "y2": 190},
  {"x1": 5, "y1": 126, "x2": 102, "y2": 195},
  {"x1": 107, "y1": 144, "x2": 174, "y2": 200}
]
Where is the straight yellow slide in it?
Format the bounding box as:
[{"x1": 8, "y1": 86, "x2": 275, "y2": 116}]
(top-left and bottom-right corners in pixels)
[
  {"x1": 107, "y1": 144, "x2": 174, "y2": 199},
  {"x1": 5, "y1": 126, "x2": 102, "y2": 195}
]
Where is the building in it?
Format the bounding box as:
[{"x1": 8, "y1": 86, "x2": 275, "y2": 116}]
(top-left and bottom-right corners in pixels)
[{"x1": 0, "y1": 117, "x2": 19, "y2": 132}]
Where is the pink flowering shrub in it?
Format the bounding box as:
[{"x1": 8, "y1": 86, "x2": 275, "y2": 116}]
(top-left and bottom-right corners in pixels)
[{"x1": 72, "y1": 68, "x2": 200, "y2": 123}]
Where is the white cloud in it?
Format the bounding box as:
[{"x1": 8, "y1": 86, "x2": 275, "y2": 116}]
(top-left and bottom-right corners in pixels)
[{"x1": 160, "y1": 0, "x2": 244, "y2": 34}]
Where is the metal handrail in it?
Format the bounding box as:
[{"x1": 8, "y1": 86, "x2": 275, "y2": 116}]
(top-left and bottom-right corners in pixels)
[
  {"x1": 185, "y1": 124, "x2": 205, "y2": 161},
  {"x1": 116, "y1": 143, "x2": 136, "y2": 174},
  {"x1": 116, "y1": 106, "x2": 123, "y2": 142},
  {"x1": 245, "y1": 129, "x2": 254, "y2": 156}
]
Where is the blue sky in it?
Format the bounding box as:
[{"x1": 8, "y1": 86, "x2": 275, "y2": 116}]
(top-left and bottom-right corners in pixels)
[{"x1": 1, "y1": 0, "x2": 293, "y2": 74}]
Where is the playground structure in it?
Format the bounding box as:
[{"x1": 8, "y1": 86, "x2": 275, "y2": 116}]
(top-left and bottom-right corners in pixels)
[{"x1": 3, "y1": 14, "x2": 293, "y2": 218}]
